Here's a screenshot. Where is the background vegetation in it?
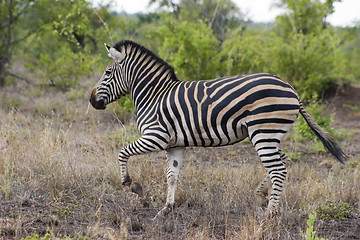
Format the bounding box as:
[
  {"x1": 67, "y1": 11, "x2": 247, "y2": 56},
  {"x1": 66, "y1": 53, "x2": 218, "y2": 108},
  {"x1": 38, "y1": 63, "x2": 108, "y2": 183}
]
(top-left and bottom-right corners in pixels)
[
  {"x1": 0, "y1": 0, "x2": 359, "y2": 239},
  {"x1": 1, "y1": 0, "x2": 359, "y2": 94}
]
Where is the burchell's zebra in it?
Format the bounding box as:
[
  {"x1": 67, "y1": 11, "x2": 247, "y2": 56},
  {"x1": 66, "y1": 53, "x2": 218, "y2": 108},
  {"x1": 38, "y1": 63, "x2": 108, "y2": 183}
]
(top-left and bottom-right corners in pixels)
[{"x1": 90, "y1": 40, "x2": 347, "y2": 219}]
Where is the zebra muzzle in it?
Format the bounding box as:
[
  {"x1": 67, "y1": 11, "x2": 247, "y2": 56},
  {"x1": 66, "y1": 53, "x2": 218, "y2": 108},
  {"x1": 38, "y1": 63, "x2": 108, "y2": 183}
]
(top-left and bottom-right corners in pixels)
[{"x1": 90, "y1": 88, "x2": 106, "y2": 110}]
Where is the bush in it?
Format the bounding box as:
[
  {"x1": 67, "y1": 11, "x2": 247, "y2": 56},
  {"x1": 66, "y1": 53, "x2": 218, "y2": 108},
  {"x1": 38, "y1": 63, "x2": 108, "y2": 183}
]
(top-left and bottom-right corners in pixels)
[
  {"x1": 22, "y1": 228, "x2": 89, "y2": 240},
  {"x1": 38, "y1": 50, "x2": 92, "y2": 90},
  {"x1": 157, "y1": 18, "x2": 220, "y2": 81},
  {"x1": 315, "y1": 201, "x2": 359, "y2": 221},
  {"x1": 269, "y1": 31, "x2": 345, "y2": 100},
  {"x1": 218, "y1": 29, "x2": 272, "y2": 76}
]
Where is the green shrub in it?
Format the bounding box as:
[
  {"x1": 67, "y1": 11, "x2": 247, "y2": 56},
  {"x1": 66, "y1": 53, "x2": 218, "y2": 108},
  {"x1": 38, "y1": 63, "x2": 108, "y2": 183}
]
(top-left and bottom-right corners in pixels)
[
  {"x1": 218, "y1": 29, "x2": 272, "y2": 76},
  {"x1": 38, "y1": 49, "x2": 92, "y2": 90},
  {"x1": 315, "y1": 201, "x2": 358, "y2": 221},
  {"x1": 22, "y1": 228, "x2": 89, "y2": 240},
  {"x1": 269, "y1": 32, "x2": 345, "y2": 100},
  {"x1": 158, "y1": 18, "x2": 220, "y2": 81},
  {"x1": 271, "y1": 0, "x2": 347, "y2": 100},
  {"x1": 342, "y1": 103, "x2": 360, "y2": 112},
  {"x1": 52, "y1": 206, "x2": 72, "y2": 217},
  {"x1": 117, "y1": 95, "x2": 135, "y2": 113}
]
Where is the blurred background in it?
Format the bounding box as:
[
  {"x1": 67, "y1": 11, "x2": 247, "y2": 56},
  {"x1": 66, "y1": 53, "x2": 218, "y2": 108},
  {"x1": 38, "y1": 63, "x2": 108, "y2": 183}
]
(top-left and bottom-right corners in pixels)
[{"x1": 1, "y1": 0, "x2": 359, "y2": 101}]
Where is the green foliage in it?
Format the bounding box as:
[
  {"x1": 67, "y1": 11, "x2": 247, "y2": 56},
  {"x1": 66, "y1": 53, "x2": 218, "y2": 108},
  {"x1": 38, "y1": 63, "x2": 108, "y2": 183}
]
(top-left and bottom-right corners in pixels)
[
  {"x1": 276, "y1": 0, "x2": 341, "y2": 36},
  {"x1": 282, "y1": 148, "x2": 305, "y2": 161},
  {"x1": 315, "y1": 201, "x2": 359, "y2": 221},
  {"x1": 52, "y1": 206, "x2": 73, "y2": 217},
  {"x1": 37, "y1": 48, "x2": 94, "y2": 90},
  {"x1": 349, "y1": 161, "x2": 359, "y2": 168},
  {"x1": 180, "y1": 0, "x2": 244, "y2": 42},
  {"x1": 305, "y1": 213, "x2": 328, "y2": 240},
  {"x1": 0, "y1": 0, "x2": 36, "y2": 85},
  {"x1": 271, "y1": 0, "x2": 346, "y2": 100},
  {"x1": 150, "y1": 0, "x2": 244, "y2": 42},
  {"x1": 269, "y1": 31, "x2": 345, "y2": 100},
  {"x1": 52, "y1": 1, "x2": 94, "y2": 50},
  {"x1": 342, "y1": 103, "x2": 360, "y2": 112},
  {"x1": 158, "y1": 18, "x2": 220, "y2": 81},
  {"x1": 22, "y1": 228, "x2": 89, "y2": 240},
  {"x1": 118, "y1": 95, "x2": 135, "y2": 113},
  {"x1": 216, "y1": 0, "x2": 347, "y2": 100},
  {"x1": 339, "y1": 26, "x2": 360, "y2": 83},
  {"x1": 218, "y1": 29, "x2": 272, "y2": 75}
]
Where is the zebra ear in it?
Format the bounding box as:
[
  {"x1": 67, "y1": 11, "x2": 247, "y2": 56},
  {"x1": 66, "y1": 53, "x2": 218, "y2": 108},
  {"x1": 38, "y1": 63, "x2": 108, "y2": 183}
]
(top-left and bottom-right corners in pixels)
[{"x1": 104, "y1": 43, "x2": 125, "y2": 62}]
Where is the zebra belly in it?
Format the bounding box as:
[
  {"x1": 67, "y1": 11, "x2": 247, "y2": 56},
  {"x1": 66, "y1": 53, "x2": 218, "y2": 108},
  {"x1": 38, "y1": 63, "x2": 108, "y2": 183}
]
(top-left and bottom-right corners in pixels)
[{"x1": 172, "y1": 117, "x2": 249, "y2": 147}]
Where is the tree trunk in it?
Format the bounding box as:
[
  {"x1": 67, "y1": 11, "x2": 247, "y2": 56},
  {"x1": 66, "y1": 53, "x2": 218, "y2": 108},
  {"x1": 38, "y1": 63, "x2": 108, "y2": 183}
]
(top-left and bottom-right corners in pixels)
[
  {"x1": 0, "y1": 0, "x2": 13, "y2": 86},
  {"x1": 0, "y1": 57, "x2": 6, "y2": 86}
]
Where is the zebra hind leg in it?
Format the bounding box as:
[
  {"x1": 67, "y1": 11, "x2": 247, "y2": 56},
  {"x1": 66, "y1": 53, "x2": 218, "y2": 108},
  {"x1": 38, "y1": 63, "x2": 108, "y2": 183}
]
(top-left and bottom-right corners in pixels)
[
  {"x1": 153, "y1": 147, "x2": 184, "y2": 221},
  {"x1": 255, "y1": 150, "x2": 291, "y2": 202},
  {"x1": 253, "y1": 140, "x2": 288, "y2": 217}
]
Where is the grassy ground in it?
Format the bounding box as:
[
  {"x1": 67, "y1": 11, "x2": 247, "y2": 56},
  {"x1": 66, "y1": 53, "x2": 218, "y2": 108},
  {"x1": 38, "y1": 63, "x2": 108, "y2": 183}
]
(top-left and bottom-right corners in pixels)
[{"x1": 0, "y1": 66, "x2": 359, "y2": 239}]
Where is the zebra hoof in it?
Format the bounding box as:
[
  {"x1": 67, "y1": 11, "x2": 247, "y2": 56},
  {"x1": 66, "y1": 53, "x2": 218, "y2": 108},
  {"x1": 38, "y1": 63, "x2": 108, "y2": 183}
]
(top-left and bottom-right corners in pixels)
[
  {"x1": 131, "y1": 182, "x2": 143, "y2": 197},
  {"x1": 255, "y1": 191, "x2": 269, "y2": 208},
  {"x1": 265, "y1": 207, "x2": 278, "y2": 219},
  {"x1": 152, "y1": 204, "x2": 174, "y2": 221},
  {"x1": 122, "y1": 175, "x2": 132, "y2": 187}
]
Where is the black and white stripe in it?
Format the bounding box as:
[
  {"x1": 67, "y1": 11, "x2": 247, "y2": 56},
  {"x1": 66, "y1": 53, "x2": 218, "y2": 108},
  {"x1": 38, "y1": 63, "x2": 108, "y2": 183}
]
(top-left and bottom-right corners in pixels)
[{"x1": 90, "y1": 40, "x2": 347, "y2": 218}]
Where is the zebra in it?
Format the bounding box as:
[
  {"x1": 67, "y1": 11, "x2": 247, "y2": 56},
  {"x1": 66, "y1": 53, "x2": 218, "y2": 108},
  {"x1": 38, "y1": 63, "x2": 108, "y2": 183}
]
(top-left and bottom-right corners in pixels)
[{"x1": 89, "y1": 40, "x2": 347, "y2": 219}]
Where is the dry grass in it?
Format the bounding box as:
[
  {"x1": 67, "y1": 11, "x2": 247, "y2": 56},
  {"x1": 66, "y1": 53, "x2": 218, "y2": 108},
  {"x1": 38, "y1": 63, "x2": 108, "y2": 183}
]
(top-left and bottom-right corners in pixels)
[{"x1": 0, "y1": 74, "x2": 359, "y2": 239}]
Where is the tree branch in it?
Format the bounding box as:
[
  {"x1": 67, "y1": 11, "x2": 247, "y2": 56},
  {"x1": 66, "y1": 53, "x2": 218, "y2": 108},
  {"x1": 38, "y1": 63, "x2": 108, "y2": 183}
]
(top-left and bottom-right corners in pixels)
[
  {"x1": 209, "y1": 0, "x2": 220, "y2": 29},
  {"x1": 10, "y1": 23, "x2": 48, "y2": 46},
  {"x1": 7, "y1": 72, "x2": 32, "y2": 85},
  {"x1": 93, "y1": 9, "x2": 113, "y2": 45},
  {"x1": 6, "y1": 0, "x2": 13, "y2": 63}
]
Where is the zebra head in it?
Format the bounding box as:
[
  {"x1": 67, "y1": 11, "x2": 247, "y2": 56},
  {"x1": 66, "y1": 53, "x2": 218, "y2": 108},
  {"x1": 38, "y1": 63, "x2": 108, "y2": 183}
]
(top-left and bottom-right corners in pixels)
[{"x1": 90, "y1": 43, "x2": 128, "y2": 110}]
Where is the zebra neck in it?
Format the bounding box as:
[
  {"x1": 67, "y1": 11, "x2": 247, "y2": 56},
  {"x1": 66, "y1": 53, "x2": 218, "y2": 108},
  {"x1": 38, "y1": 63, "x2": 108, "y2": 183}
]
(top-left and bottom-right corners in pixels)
[{"x1": 131, "y1": 71, "x2": 179, "y2": 129}]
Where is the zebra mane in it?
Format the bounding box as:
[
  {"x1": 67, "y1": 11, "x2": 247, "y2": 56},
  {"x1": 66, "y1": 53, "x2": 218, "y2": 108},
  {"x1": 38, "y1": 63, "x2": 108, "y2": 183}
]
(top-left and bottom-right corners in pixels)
[{"x1": 113, "y1": 40, "x2": 179, "y2": 81}]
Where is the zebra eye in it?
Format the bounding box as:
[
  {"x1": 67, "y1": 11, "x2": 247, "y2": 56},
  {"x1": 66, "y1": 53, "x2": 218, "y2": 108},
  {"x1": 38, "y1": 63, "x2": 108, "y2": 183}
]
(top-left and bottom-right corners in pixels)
[{"x1": 105, "y1": 70, "x2": 112, "y2": 76}]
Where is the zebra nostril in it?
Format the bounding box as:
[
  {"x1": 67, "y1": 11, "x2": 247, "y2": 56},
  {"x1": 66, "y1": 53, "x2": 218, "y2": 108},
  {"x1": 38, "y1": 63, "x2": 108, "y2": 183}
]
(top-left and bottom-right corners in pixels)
[{"x1": 90, "y1": 88, "x2": 106, "y2": 110}]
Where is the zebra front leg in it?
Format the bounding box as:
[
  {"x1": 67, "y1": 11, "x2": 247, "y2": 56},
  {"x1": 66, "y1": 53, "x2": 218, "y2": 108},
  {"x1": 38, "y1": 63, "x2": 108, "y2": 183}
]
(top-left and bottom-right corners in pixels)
[
  {"x1": 118, "y1": 134, "x2": 169, "y2": 187},
  {"x1": 119, "y1": 154, "x2": 131, "y2": 186},
  {"x1": 153, "y1": 147, "x2": 184, "y2": 221}
]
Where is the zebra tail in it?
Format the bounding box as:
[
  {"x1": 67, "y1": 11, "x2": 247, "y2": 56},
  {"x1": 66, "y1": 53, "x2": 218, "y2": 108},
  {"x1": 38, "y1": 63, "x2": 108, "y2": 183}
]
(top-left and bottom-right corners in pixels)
[{"x1": 299, "y1": 100, "x2": 348, "y2": 164}]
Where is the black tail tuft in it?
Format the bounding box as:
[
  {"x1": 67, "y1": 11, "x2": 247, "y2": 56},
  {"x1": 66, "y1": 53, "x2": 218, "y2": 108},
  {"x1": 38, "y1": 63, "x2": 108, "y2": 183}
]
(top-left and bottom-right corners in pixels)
[{"x1": 299, "y1": 100, "x2": 348, "y2": 164}]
